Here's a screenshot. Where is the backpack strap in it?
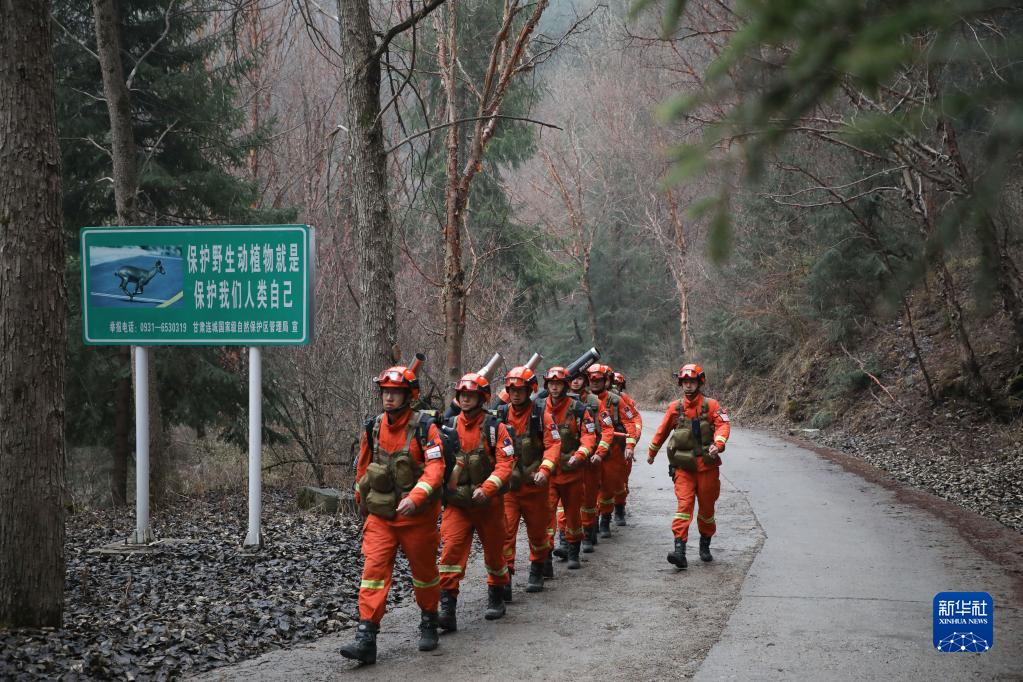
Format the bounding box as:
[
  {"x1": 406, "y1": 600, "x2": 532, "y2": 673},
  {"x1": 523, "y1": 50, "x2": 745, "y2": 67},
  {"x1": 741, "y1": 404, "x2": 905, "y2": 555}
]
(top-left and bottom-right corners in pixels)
[{"x1": 526, "y1": 401, "x2": 542, "y2": 437}]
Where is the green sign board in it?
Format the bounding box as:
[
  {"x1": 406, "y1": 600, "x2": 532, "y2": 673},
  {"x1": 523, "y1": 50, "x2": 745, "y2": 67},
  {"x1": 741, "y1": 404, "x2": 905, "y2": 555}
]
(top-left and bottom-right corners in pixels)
[{"x1": 81, "y1": 225, "x2": 314, "y2": 345}]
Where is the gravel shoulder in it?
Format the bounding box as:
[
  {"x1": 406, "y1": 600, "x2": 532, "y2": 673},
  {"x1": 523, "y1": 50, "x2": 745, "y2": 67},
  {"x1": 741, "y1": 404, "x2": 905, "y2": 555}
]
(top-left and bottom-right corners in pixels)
[{"x1": 195, "y1": 410, "x2": 765, "y2": 681}]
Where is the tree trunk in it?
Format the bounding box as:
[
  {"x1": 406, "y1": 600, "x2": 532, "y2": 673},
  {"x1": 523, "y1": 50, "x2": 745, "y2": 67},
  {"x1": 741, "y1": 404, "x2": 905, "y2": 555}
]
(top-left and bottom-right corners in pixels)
[
  {"x1": 338, "y1": 0, "x2": 400, "y2": 418},
  {"x1": 93, "y1": 0, "x2": 168, "y2": 504},
  {"x1": 93, "y1": 0, "x2": 139, "y2": 226},
  {"x1": 439, "y1": 4, "x2": 465, "y2": 385},
  {"x1": 0, "y1": 0, "x2": 67, "y2": 627}
]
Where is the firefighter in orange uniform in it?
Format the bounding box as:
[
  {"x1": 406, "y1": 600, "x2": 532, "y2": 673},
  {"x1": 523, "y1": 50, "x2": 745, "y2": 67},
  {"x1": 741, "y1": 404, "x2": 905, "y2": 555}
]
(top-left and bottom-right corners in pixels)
[
  {"x1": 587, "y1": 364, "x2": 639, "y2": 539},
  {"x1": 611, "y1": 371, "x2": 642, "y2": 526},
  {"x1": 341, "y1": 361, "x2": 446, "y2": 665},
  {"x1": 647, "y1": 363, "x2": 731, "y2": 569},
  {"x1": 567, "y1": 371, "x2": 609, "y2": 551},
  {"x1": 545, "y1": 366, "x2": 598, "y2": 571},
  {"x1": 498, "y1": 366, "x2": 556, "y2": 597},
  {"x1": 437, "y1": 373, "x2": 516, "y2": 630}
]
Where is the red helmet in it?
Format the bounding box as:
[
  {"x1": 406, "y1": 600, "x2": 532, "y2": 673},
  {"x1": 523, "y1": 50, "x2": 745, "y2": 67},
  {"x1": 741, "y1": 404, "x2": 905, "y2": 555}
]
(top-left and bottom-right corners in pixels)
[
  {"x1": 586, "y1": 363, "x2": 613, "y2": 381},
  {"x1": 455, "y1": 372, "x2": 492, "y2": 398},
  {"x1": 374, "y1": 365, "x2": 420, "y2": 400},
  {"x1": 677, "y1": 363, "x2": 706, "y2": 386},
  {"x1": 543, "y1": 366, "x2": 569, "y2": 386},
  {"x1": 613, "y1": 372, "x2": 626, "y2": 390},
  {"x1": 505, "y1": 366, "x2": 538, "y2": 390}
]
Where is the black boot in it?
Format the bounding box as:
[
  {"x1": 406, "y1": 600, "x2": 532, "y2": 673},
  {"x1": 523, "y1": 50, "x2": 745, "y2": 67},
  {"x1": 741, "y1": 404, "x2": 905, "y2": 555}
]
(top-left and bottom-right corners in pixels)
[
  {"x1": 667, "y1": 538, "x2": 687, "y2": 569},
  {"x1": 581, "y1": 526, "x2": 595, "y2": 553},
  {"x1": 503, "y1": 580, "x2": 513, "y2": 603},
  {"x1": 590, "y1": 522, "x2": 600, "y2": 546},
  {"x1": 614, "y1": 504, "x2": 627, "y2": 526},
  {"x1": 598, "y1": 513, "x2": 612, "y2": 538},
  {"x1": 552, "y1": 531, "x2": 568, "y2": 560},
  {"x1": 526, "y1": 560, "x2": 545, "y2": 593},
  {"x1": 438, "y1": 590, "x2": 457, "y2": 632},
  {"x1": 567, "y1": 541, "x2": 582, "y2": 569},
  {"x1": 543, "y1": 554, "x2": 554, "y2": 578},
  {"x1": 485, "y1": 585, "x2": 507, "y2": 620},
  {"x1": 418, "y1": 610, "x2": 439, "y2": 652},
  {"x1": 340, "y1": 619, "x2": 379, "y2": 664},
  {"x1": 699, "y1": 535, "x2": 714, "y2": 562}
]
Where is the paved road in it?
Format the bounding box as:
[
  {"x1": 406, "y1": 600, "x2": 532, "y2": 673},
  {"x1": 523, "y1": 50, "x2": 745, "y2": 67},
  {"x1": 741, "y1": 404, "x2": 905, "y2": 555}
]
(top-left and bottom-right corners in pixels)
[
  {"x1": 197, "y1": 411, "x2": 1023, "y2": 680},
  {"x1": 696, "y1": 428, "x2": 1023, "y2": 680}
]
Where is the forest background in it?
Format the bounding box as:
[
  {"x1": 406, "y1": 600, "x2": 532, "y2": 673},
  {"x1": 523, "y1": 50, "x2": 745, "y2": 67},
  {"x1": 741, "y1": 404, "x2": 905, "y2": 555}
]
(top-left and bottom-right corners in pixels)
[{"x1": 50, "y1": 0, "x2": 1023, "y2": 511}]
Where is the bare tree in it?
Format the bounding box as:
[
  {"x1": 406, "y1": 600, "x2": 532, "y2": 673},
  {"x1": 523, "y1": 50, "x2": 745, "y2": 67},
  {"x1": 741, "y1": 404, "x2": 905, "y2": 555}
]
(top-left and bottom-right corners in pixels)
[
  {"x1": 434, "y1": 0, "x2": 550, "y2": 383},
  {"x1": 0, "y1": 0, "x2": 67, "y2": 627}
]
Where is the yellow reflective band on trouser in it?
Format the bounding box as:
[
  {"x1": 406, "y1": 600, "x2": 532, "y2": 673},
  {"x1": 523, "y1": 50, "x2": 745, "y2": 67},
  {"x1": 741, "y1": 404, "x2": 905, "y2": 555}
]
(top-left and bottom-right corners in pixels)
[
  {"x1": 486, "y1": 474, "x2": 504, "y2": 488},
  {"x1": 698, "y1": 514, "x2": 716, "y2": 524},
  {"x1": 615, "y1": 489, "x2": 627, "y2": 496},
  {"x1": 598, "y1": 497, "x2": 614, "y2": 506},
  {"x1": 674, "y1": 513, "x2": 691, "y2": 520},
  {"x1": 486, "y1": 564, "x2": 509, "y2": 577},
  {"x1": 438, "y1": 564, "x2": 463, "y2": 574},
  {"x1": 504, "y1": 547, "x2": 514, "y2": 557},
  {"x1": 581, "y1": 506, "x2": 597, "y2": 514},
  {"x1": 414, "y1": 481, "x2": 434, "y2": 496},
  {"x1": 412, "y1": 576, "x2": 440, "y2": 589},
  {"x1": 360, "y1": 579, "x2": 386, "y2": 589},
  {"x1": 568, "y1": 527, "x2": 583, "y2": 534},
  {"x1": 626, "y1": 437, "x2": 637, "y2": 445},
  {"x1": 530, "y1": 540, "x2": 550, "y2": 551},
  {"x1": 556, "y1": 506, "x2": 565, "y2": 513}
]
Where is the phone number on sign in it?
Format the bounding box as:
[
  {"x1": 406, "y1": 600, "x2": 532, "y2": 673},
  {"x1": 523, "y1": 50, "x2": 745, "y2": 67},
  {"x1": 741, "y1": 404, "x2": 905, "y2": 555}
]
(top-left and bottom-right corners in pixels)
[{"x1": 139, "y1": 322, "x2": 188, "y2": 333}]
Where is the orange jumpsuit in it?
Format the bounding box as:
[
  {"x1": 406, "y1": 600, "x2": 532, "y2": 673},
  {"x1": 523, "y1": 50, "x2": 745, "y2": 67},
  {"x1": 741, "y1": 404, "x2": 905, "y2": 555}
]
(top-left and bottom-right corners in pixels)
[
  {"x1": 438, "y1": 411, "x2": 516, "y2": 594},
  {"x1": 594, "y1": 389, "x2": 640, "y2": 515},
  {"x1": 574, "y1": 388, "x2": 611, "y2": 531},
  {"x1": 501, "y1": 401, "x2": 557, "y2": 573},
  {"x1": 354, "y1": 409, "x2": 445, "y2": 624},
  {"x1": 546, "y1": 395, "x2": 598, "y2": 545},
  {"x1": 617, "y1": 391, "x2": 642, "y2": 502},
  {"x1": 648, "y1": 394, "x2": 730, "y2": 540}
]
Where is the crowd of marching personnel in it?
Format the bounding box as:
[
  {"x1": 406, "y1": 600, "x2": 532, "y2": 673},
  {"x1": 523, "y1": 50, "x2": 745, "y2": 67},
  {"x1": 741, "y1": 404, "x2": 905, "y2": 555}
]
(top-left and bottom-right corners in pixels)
[{"x1": 342, "y1": 349, "x2": 731, "y2": 665}]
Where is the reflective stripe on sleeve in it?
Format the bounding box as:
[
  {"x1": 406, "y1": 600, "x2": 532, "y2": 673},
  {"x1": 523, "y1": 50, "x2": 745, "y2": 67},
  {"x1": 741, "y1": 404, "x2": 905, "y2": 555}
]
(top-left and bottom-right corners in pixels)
[
  {"x1": 486, "y1": 474, "x2": 504, "y2": 489},
  {"x1": 714, "y1": 436, "x2": 727, "y2": 444},
  {"x1": 578, "y1": 446, "x2": 592, "y2": 456},
  {"x1": 414, "y1": 481, "x2": 434, "y2": 496},
  {"x1": 626, "y1": 437, "x2": 637, "y2": 445}
]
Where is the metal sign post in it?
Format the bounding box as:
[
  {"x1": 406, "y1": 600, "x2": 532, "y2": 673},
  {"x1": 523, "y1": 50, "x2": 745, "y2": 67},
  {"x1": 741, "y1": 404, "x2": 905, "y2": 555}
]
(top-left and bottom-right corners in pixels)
[
  {"x1": 244, "y1": 346, "x2": 262, "y2": 548},
  {"x1": 80, "y1": 225, "x2": 315, "y2": 550},
  {"x1": 130, "y1": 346, "x2": 154, "y2": 544}
]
